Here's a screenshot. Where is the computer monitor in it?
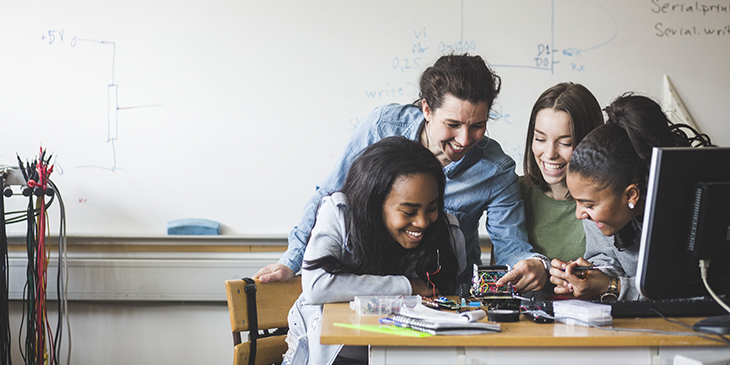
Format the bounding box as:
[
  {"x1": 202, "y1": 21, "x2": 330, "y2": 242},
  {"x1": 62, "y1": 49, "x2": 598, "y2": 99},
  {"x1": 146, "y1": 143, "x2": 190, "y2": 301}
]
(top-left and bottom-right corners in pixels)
[{"x1": 637, "y1": 147, "x2": 730, "y2": 301}]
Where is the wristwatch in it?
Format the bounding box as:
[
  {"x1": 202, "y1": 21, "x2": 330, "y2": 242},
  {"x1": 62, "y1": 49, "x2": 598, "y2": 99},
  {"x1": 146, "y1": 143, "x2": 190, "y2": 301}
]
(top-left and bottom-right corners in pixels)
[
  {"x1": 600, "y1": 276, "x2": 619, "y2": 302},
  {"x1": 532, "y1": 256, "x2": 551, "y2": 271}
]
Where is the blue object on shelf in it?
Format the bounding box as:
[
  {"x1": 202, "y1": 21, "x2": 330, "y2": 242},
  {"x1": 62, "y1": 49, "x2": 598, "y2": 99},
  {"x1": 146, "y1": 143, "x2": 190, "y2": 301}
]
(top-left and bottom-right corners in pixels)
[{"x1": 167, "y1": 219, "x2": 220, "y2": 235}]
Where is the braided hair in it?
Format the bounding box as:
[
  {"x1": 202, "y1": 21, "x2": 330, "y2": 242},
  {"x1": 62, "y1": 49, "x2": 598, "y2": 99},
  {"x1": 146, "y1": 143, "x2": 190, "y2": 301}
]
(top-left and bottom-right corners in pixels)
[{"x1": 568, "y1": 93, "x2": 712, "y2": 249}]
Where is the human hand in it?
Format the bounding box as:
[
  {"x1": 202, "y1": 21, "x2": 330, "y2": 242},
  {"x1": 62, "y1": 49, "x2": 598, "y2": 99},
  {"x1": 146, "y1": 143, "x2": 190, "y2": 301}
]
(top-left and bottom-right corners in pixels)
[
  {"x1": 495, "y1": 258, "x2": 547, "y2": 293},
  {"x1": 549, "y1": 257, "x2": 610, "y2": 300},
  {"x1": 252, "y1": 263, "x2": 295, "y2": 283},
  {"x1": 548, "y1": 259, "x2": 572, "y2": 288},
  {"x1": 549, "y1": 258, "x2": 577, "y2": 297}
]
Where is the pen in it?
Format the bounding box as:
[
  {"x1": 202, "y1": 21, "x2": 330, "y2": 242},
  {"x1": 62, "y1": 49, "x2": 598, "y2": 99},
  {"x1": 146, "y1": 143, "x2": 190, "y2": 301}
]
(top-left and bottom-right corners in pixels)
[
  {"x1": 552, "y1": 264, "x2": 613, "y2": 271},
  {"x1": 379, "y1": 317, "x2": 409, "y2": 329},
  {"x1": 573, "y1": 265, "x2": 614, "y2": 271},
  {"x1": 552, "y1": 264, "x2": 614, "y2": 279},
  {"x1": 565, "y1": 265, "x2": 614, "y2": 279}
]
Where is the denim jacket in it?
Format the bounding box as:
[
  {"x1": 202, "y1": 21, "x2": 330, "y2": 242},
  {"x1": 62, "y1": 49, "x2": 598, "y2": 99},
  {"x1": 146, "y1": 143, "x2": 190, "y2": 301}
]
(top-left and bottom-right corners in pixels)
[{"x1": 279, "y1": 103, "x2": 538, "y2": 276}]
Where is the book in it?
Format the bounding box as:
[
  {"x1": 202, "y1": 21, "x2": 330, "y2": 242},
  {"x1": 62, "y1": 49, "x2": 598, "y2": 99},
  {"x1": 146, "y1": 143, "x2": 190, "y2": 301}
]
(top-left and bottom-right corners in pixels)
[{"x1": 385, "y1": 312, "x2": 501, "y2": 336}]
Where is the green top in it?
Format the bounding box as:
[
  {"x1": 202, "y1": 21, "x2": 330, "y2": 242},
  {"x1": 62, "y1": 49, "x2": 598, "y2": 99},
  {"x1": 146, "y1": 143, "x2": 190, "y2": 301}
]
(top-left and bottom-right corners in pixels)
[{"x1": 518, "y1": 176, "x2": 585, "y2": 262}]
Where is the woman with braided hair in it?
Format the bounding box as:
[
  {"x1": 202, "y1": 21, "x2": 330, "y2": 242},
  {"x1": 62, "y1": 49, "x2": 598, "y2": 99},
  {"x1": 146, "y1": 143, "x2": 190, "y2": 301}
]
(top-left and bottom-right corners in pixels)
[{"x1": 549, "y1": 93, "x2": 712, "y2": 301}]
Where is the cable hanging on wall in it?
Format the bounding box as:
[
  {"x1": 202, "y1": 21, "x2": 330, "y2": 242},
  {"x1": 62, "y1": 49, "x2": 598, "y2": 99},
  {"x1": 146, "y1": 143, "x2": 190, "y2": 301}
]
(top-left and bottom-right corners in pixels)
[
  {"x1": 1, "y1": 169, "x2": 12, "y2": 365},
  {"x1": 1, "y1": 147, "x2": 69, "y2": 365}
]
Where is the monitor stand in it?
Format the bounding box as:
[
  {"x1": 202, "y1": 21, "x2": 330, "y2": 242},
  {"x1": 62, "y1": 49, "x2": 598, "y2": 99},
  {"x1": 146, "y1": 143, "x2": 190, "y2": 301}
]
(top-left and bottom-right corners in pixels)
[{"x1": 693, "y1": 315, "x2": 730, "y2": 335}]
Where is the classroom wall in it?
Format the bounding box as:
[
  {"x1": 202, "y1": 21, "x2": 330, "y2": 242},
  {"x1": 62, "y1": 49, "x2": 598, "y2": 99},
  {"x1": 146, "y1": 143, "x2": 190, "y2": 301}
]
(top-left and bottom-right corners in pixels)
[
  {"x1": 3, "y1": 0, "x2": 730, "y2": 237},
  {"x1": 7, "y1": 301, "x2": 232, "y2": 365},
  {"x1": 5, "y1": 247, "x2": 278, "y2": 365}
]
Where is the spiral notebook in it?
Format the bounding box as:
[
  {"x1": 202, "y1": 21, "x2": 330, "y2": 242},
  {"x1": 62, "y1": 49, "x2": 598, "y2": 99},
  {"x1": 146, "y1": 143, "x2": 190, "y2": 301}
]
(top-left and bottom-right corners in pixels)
[{"x1": 386, "y1": 312, "x2": 501, "y2": 335}]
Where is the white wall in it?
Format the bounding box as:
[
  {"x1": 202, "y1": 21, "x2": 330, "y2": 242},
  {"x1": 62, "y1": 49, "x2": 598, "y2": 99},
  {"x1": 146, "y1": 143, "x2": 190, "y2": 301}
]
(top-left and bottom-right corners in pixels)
[
  {"x1": 3, "y1": 0, "x2": 730, "y2": 236},
  {"x1": 5, "y1": 239, "x2": 283, "y2": 364},
  {"x1": 8, "y1": 301, "x2": 231, "y2": 365}
]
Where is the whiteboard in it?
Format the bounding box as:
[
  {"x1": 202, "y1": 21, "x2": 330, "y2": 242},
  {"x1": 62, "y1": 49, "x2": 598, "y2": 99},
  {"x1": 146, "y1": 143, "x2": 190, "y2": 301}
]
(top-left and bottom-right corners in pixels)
[{"x1": 2, "y1": 0, "x2": 729, "y2": 236}]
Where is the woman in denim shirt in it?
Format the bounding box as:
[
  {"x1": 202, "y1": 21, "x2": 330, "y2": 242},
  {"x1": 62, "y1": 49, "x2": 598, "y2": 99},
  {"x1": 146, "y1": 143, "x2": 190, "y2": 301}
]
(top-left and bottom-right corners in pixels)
[{"x1": 256, "y1": 54, "x2": 549, "y2": 292}]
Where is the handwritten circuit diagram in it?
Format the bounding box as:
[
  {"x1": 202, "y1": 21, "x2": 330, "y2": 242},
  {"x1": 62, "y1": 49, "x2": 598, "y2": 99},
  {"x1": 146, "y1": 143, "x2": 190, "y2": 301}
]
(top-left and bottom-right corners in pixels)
[
  {"x1": 40, "y1": 30, "x2": 160, "y2": 172},
  {"x1": 358, "y1": 0, "x2": 617, "y2": 128}
]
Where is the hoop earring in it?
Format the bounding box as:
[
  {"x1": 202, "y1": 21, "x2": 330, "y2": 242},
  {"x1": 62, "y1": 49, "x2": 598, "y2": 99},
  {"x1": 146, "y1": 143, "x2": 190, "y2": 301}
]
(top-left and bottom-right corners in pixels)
[{"x1": 628, "y1": 202, "x2": 635, "y2": 210}]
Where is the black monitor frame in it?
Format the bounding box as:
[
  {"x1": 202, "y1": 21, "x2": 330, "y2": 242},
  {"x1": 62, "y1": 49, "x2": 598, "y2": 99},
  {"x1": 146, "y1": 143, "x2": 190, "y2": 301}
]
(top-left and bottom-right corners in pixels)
[{"x1": 637, "y1": 147, "x2": 730, "y2": 300}]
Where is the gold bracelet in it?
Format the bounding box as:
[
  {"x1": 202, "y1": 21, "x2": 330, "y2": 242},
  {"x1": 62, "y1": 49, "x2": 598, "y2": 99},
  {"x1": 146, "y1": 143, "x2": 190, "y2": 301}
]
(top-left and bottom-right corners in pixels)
[{"x1": 600, "y1": 276, "x2": 619, "y2": 302}]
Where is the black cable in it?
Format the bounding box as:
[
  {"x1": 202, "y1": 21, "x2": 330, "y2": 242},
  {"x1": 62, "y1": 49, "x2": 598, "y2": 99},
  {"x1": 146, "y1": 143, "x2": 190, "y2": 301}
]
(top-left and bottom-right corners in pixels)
[
  {"x1": 555, "y1": 311, "x2": 730, "y2": 345},
  {"x1": 17, "y1": 282, "x2": 28, "y2": 364},
  {"x1": 4, "y1": 193, "x2": 55, "y2": 225},
  {"x1": 5, "y1": 157, "x2": 64, "y2": 365},
  {"x1": 23, "y1": 194, "x2": 37, "y2": 365},
  {"x1": 49, "y1": 180, "x2": 64, "y2": 365},
  {"x1": 651, "y1": 308, "x2": 730, "y2": 346},
  {"x1": 1, "y1": 178, "x2": 12, "y2": 365}
]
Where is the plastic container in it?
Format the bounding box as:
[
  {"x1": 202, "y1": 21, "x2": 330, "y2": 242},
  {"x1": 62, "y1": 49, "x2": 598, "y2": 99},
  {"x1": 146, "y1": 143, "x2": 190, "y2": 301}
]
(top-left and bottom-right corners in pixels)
[
  {"x1": 553, "y1": 299, "x2": 613, "y2": 327},
  {"x1": 349, "y1": 295, "x2": 421, "y2": 316}
]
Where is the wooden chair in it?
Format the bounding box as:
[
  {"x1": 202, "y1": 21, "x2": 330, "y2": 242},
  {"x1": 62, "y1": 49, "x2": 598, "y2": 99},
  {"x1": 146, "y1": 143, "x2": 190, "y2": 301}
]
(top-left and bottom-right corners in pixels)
[{"x1": 225, "y1": 276, "x2": 302, "y2": 365}]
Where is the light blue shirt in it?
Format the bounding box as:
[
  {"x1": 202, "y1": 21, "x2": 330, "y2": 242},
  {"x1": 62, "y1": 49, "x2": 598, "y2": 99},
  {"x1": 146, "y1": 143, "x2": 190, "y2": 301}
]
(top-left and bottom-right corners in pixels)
[{"x1": 279, "y1": 103, "x2": 537, "y2": 277}]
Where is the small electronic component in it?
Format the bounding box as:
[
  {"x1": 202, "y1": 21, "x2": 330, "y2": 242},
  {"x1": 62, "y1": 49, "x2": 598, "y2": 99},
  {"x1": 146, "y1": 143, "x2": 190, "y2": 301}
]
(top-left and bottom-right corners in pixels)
[
  {"x1": 422, "y1": 296, "x2": 459, "y2": 310},
  {"x1": 470, "y1": 264, "x2": 520, "y2": 310},
  {"x1": 520, "y1": 305, "x2": 554, "y2": 323},
  {"x1": 471, "y1": 264, "x2": 517, "y2": 299}
]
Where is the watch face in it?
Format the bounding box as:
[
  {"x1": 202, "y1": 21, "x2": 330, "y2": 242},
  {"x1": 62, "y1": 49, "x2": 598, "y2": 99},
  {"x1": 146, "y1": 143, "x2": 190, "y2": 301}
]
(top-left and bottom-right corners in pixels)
[
  {"x1": 600, "y1": 293, "x2": 618, "y2": 302},
  {"x1": 601, "y1": 277, "x2": 619, "y2": 302}
]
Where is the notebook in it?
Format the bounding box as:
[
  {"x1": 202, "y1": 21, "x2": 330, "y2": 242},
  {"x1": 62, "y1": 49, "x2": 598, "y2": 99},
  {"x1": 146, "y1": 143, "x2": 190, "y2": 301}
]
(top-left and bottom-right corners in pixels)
[{"x1": 385, "y1": 304, "x2": 500, "y2": 335}]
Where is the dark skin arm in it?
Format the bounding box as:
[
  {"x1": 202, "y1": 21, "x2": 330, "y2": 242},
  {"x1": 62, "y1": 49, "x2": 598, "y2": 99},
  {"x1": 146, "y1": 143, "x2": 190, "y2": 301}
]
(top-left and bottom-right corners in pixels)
[{"x1": 549, "y1": 257, "x2": 614, "y2": 300}]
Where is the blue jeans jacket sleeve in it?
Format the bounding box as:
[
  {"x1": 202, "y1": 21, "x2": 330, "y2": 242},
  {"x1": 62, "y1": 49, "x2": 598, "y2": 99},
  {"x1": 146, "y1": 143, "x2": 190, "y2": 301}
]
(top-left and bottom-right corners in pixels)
[
  {"x1": 484, "y1": 159, "x2": 536, "y2": 266},
  {"x1": 278, "y1": 105, "x2": 389, "y2": 273}
]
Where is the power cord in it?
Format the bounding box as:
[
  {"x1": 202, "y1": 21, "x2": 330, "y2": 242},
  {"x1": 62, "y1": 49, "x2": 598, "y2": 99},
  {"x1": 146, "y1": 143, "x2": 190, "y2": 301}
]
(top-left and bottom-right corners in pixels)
[
  {"x1": 552, "y1": 313, "x2": 730, "y2": 345},
  {"x1": 698, "y1": 260, "x2": 730, "y2": 314}
]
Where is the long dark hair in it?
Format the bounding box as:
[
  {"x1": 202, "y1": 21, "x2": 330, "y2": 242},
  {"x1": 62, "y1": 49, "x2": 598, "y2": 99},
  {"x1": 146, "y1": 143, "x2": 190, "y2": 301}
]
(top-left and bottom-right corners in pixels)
[
  {"x1": 304, "y1": 136, "x2": 460, "y2": 294},
  {"x1": 523, "y1": 82, "x2": 604, "y2": 197},
  {"x1": 569, "y1": 93, "x2": 713, "y2": 249},
  {"x1": 414, "y1": 53, "x2": 501, "y2": 117}
]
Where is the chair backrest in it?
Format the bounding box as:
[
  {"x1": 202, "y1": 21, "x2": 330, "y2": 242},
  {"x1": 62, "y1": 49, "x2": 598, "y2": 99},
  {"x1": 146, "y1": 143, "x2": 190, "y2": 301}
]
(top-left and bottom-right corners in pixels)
[{"x1": 225, "y1": 276, "x2": 302, "y2": 365}]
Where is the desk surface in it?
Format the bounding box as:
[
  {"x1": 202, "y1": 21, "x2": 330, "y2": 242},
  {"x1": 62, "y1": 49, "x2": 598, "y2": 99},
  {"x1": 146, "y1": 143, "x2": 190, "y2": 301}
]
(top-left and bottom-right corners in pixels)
[{"x1": 320, "y1": 303, "x2": 725, "y2": 348}]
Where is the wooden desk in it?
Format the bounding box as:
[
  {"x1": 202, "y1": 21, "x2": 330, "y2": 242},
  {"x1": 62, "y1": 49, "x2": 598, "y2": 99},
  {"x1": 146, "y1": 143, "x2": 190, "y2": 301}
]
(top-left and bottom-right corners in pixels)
[{"x1": 320, "y1": 303, "x2": 730, "y2": 365}]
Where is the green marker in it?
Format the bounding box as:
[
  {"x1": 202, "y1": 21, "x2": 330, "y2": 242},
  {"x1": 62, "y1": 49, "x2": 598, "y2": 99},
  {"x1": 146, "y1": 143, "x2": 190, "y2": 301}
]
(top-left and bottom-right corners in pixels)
[{"x1": 333, "y1": 322, "x2": 431, "y2": 337}]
